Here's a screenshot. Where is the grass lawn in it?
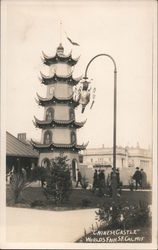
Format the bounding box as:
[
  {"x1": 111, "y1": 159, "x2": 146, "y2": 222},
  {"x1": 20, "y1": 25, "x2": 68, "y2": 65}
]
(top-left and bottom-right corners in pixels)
[
  {"x1": 6, "y1": 185, "x2": 152, "y2": 243},
  {"x1": 6, "y1": 185, "x2": 152, "y2": 210}
]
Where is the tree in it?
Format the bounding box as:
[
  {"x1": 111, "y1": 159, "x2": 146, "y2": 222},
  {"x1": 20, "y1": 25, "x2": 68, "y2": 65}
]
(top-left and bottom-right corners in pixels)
[
  {"x1": 9, "y1": 167, "x2": 36, "y2": 204},
  {"x1": 43, "y1": 154, "x2": 72, "y2": 204}
]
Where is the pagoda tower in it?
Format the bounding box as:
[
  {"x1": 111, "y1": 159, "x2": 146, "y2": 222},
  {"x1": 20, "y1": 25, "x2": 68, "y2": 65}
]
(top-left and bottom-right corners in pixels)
[{"x1": 31, "y1": 43, "x2": 88, "y2": 180}]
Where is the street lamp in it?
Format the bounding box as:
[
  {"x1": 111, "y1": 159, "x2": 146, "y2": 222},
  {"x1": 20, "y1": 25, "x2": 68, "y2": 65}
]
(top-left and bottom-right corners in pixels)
[{"x1": 83, "y1": 53, "x2": 118, "y2": 200}]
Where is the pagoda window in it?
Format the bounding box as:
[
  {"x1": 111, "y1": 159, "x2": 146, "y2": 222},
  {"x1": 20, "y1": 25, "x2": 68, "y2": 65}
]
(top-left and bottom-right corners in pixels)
[
  {"x1": 44, "y1": 130, "x2": 52, "y2": 144},
  {"x1": 46, "y1": 108, "x2": 54, "y2": 121},
  {"x1": 71, "y1": 131, "x2": 76, "y2": 144},
  {"x1": 69, "y1": 108, "x2": 75, "y2": 120}
]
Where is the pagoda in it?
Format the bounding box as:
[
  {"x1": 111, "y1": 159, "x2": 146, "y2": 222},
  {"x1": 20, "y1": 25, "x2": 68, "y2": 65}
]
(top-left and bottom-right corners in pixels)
[{"x1": 31, "y1": 43, "x2": 88, "y2": 180}]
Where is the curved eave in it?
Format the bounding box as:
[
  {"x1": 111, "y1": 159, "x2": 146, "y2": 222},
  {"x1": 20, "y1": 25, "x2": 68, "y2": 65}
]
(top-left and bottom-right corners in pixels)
[
  {"x1": 76, "y1": 141, "x2": 89, "y2": 150},
  {"x1": 31, "y1": 139, "x2": 51, "y2": 149},
  {"x1": 74, "y1": 119, "x2": 87, "y2": 128},
  {"x1": 52, "y1": 142, "x2": 88, "y2": 151},
  {"x1": 36, "y1": 92, "x2": 52, "y2": 102},
  {"x1": 51, "y1": 142, "x2": 89, "y2": 150},
  {"x1": 34, "y1": 116, "x2": 52, "y2": 126},
  {"x1": 33, "y1": 117, "x2": 86, "y2": 128},
  {"x1": 31, "y1": 139, "x2": 88, "y2": 151},
  {"x1": 36, "y1": 93, "x2": 79, "y2": 107},
  {"x1": 42, "y1": 51, "x2": 80, "y2": 66},
  {"x1": 40, "y1": 72, "x2": 82, "y2": 85},
  {"x1": 37, "y1": 92, "x2": 74, "y2": 101}
]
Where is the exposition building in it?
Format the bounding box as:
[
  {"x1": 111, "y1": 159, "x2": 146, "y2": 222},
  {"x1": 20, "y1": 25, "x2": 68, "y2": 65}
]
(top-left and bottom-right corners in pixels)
[{"x1": 79, "y1": 144, "x2": 152, "y2": 186}]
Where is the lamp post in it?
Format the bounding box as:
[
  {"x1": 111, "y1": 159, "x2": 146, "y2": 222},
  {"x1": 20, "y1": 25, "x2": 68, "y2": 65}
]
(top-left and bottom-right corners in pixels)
[{"x1": 83, "y1": 54, "x2": 118, "y2": 200}]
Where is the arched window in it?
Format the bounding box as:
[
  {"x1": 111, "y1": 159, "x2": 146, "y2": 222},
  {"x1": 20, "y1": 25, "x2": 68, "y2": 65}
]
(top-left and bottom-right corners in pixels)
[
  {"x1": 41, "y1": 158, "x2": 50, "y2": 169},
  {"x1": 44, "y1": 130, "x2": 52, "y2": 144},
  {"x1": 71, "y1": 131, "x2": 76, "y2": 144},
  {"x1": 46, "y1": 107, "x2": 54, "y2": 121},
  {"x1": 69, "y1": 108, "x2": 75, "y2": 120}
]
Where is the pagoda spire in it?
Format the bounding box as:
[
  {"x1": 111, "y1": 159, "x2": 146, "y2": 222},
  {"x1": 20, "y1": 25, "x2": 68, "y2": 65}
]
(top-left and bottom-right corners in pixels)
[{"x1": 60, "y1": 20, "x2": 62, "y2": 44}]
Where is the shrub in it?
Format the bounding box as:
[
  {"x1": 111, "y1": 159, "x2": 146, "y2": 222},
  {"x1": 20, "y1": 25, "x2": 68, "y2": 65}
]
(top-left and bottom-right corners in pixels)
[
  {"x1": 7, "y1": 166, "x2": 42, "y2": 204},
  {"x1": 30, "y1": 200, "x2": 46, "y2": 208},
  {"x1": 9, "y1": 172, "x2": 33, "y2": 203},
  {"x1": 29, "y1": 166, "x2": 41, "y2": 181},
  {"x1": 42, "y1": 154, "x2": 72, "y2": 204},
  {"x1": 82, "y1": 176, "x2": 89, "y2": 189},
  {"x1": 96, "y1": 199, "x2": 151, "y2": 229},
  {"x1": 81, "y1": 198, "x2": 91, "y2": 207}
]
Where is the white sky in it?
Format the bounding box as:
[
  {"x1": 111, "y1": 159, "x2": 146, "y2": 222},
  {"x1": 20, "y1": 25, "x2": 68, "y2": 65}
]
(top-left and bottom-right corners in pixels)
[{"x1": 2, "y1": 0, "x2": 156, "y2": 149}]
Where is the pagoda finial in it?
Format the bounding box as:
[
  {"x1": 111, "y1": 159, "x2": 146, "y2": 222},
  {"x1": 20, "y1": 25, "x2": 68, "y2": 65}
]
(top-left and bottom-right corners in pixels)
[
  {"x1": 56, "y1": 21, "x2": 64, "y2": 55},
  {"x1": 60, "y1": 20, "x2": 62, "y2": 44},
  {"x1": 57, "y1": 43, "x2": 64, "y2": 55}
]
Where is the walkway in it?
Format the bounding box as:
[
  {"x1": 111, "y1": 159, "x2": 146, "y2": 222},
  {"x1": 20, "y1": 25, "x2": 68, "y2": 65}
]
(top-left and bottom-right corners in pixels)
[{"x1": 6, "y1": 207, "x2": 96, "y2": 242}]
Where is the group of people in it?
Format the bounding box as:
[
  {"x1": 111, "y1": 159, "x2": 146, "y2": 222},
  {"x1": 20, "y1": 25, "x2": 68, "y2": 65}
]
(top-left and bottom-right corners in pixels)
[
  {"x1": 7, "y1": 165, "x2": 147, "y2": 193},
  {"x1": 92, "y1": 168, "x2": 120, "y2": 196},
  {"x1": 93, "y1": 169, "x2": 105, "y2": 195},
  {"x1": 6, "y1": 166, "x2": 27, "y2": 184},
  {"x1": 132, "y1": 167, "x2": 147, "y2": 190}
]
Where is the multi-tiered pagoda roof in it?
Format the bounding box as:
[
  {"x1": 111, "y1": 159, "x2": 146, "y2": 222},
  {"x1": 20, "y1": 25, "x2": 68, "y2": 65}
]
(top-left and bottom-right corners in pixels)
[
  {"x1": 33, "y1": 116, "x2": 86, "y2": 129},
  {"x1": 36, "y1": 93, "x2": 80, "y2": 107},
  {"x1": 42, "y1": 51, "x2": 80, "y2": 66},
  {"x1": 31, "y1": 139, "x2": 88, "y2": 153},
  {"x1": 32, "y1": 43, "x2": 88, "y2": 154},
  {"x1": 40, "y1": 72, "x2": 82, "y2": 85}
]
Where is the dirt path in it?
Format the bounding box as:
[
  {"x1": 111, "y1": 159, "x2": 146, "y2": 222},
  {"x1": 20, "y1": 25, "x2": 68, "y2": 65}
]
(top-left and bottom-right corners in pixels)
[{"x1": 6, "y1": 207, "x2": 96, "y2": 242}]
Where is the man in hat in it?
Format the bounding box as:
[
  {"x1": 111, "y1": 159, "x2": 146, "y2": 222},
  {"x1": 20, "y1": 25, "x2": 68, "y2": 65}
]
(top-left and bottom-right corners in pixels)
[{"x1": 132, "y1": 167, "x2": 142, "y2": 190}]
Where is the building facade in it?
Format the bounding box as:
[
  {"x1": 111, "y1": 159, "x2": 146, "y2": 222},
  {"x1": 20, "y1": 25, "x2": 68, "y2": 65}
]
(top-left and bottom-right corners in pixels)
[
  {"x1": 80, "y1": 144, "x2": 152, "y2": 186},
  {"x1": 31, "y1": 44, "x2": 88, "y2": 180}
]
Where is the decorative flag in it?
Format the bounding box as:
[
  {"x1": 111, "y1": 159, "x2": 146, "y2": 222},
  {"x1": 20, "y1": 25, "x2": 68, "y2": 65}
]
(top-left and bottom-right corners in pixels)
[
  {"x1": 81, "y1": 105, "x2": 86, "y2": 113},
  {"x1": 90, "y1": 100, "x2": 95, "y2": 109},
  {"x1": 90, "y1": 88, "x2": 96, "y2": 109},
  {"x1": 66, "y1": 36, "x2": 80, "y2": 46}
]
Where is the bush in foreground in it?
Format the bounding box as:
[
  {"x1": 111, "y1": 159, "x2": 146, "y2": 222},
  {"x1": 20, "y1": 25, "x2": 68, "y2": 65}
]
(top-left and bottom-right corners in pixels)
[{"x1": 96, "y1": 199, "x2": 151, "y2": 229}]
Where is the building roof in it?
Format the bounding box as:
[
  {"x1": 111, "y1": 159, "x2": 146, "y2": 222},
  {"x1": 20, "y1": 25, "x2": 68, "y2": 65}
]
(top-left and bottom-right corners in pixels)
[
  {"x1": 82, "y1": 146, "x2": 152, "y2": 158},
  {"x1": 40, "y1": 72, "x2": 82, "y2": 85},
  {"x1": 33, "y1": 116, "x2": 86, "y2": 129},
  {"x1": 6, "y1": 131, "x2": 39, "y2": 158},
  {"x1": 42, "y1": 50, "x2": 80, "y2": 66},
  {"x1": 36, "y1": 93, "x2": 80, "y2": 107},
  {"x1": 31, "y1": 139, "x2": 89, "y2": 152}
]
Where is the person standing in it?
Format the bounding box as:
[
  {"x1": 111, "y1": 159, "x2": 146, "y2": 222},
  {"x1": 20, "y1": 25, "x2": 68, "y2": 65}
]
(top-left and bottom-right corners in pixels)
[
  {"x1": 92, "y1": 169, "x2": 98, "y2": 192},
  {"x1": 40, "y1": 166, "x2": 46, "y2": 187},
  {"x1": 98, "y1": 169, "x2": 105, "y2": 196},
  {"x1": 76, "y1": 169, "x2": 83, "y2": 188},
  {"x1": 132, "y1": 167, "x2": 142, "y2": 190},
  {"x1": 116, "y1": 168, "x2": 120, "y2": 187},
  {"x1": 7, "y1": 166, "x2": 14, "y2": 184},
  {"x1": 141, "y1": 169, "x2": 147, "y2": 189}
]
